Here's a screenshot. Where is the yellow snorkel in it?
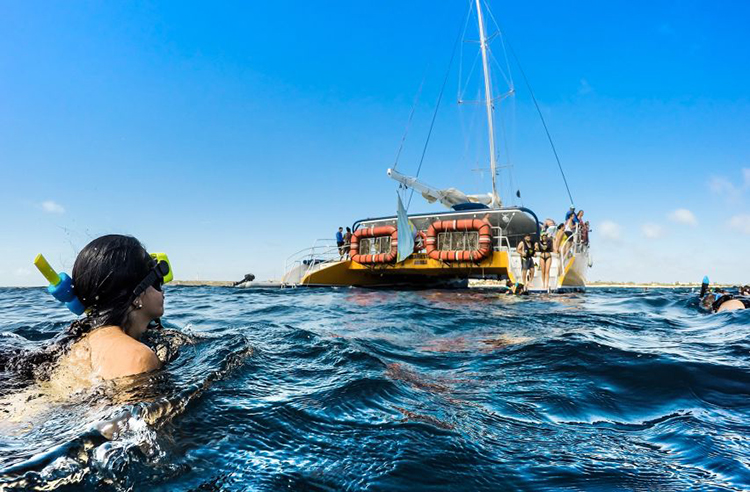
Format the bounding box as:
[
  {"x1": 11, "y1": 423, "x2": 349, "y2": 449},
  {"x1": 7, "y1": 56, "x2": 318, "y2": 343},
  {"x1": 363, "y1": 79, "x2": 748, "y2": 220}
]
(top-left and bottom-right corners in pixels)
[{"x1": 33, "y1": 253, "x2": 86, "y2": 315}]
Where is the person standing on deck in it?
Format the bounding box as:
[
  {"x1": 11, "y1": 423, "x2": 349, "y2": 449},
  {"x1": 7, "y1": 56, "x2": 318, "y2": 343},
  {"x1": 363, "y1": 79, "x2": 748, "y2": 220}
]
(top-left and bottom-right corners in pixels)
[
  {"x1": 516, "y1": 234, "x2": 537, "y2": 292},
  {"x1": 335, "y1": 227, "x2": 345, "y2": 260},
  {"x1": 565, "y1": 206, "x2": 579, "y2": 226},
  {"x1": 343, "y1": 227, "x2": 353, "y2": 260},
  {"x1": 538, "y1": 231, "x2": 554, "y2": 292}
]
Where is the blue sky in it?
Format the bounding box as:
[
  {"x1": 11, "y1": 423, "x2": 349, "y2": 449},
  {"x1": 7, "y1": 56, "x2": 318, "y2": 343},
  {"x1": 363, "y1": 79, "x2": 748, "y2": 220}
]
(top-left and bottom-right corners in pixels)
[{"x1": 1, "y1": 1, "x2": 748, "y2": 286}]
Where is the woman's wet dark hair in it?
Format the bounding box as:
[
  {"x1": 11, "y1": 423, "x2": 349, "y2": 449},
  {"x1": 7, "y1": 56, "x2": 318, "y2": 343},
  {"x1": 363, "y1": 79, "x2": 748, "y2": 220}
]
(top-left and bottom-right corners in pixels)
[
  {"x1": 72, "y1": 234, "x2": 152, "y2": 332},
  {"x1": 3, "y1": 235, "x2": 152, "y2": 381}
]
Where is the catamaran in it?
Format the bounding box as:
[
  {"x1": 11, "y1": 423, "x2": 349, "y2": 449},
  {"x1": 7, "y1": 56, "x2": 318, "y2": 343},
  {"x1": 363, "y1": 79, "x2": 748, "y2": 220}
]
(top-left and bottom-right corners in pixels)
[{"x1": 280, "y1": 1, "x2": 590, "y2": 291}]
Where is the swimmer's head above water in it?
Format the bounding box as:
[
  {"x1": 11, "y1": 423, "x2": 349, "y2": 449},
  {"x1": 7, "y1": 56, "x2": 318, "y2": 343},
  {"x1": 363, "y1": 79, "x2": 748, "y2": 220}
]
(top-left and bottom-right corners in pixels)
[
  {"x1": 72, "y1": 235, "x2": 171, "y2": 339},
  {"x1": 11, "y1": 235, "x2": 172, "y2": 383}
]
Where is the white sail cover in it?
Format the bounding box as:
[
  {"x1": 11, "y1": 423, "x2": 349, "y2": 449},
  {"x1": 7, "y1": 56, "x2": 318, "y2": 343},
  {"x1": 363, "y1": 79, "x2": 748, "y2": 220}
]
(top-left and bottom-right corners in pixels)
[
  {"x1": 388, "y1": 168, "x2": 493, "y2": 209},
  {"x1": 397, "y1": 194, "x2": 415, "y2": 262}
]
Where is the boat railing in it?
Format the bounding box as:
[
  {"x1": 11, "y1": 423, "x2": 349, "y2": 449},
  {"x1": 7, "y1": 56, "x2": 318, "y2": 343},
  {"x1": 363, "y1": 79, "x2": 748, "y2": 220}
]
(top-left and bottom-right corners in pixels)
[
  {"x1": 557, "y1": 225, "x2": 589, "y2": 267},
  {"x1": 283, "y1": 239, "x2": 342, "y2": 284},
  {"x1": 493, "y1": 228, "x2": 512, "y2": 253}
]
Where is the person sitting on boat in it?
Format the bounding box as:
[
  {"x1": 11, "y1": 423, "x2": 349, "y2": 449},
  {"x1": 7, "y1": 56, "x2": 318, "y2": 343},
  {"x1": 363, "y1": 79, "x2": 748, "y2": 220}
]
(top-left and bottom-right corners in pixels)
[
  {"x1": 538, "y1": 231, "x2": 554, "y2": 292},
  {"x1": 516, "y1": 234, "x2": 537, "y2": 292},
  {"x1": 343, "y1": 227, "x2": 353, "y2": 260},
  {"x1": 335, "y1": 227, "x2": 345, "y2": 259}
]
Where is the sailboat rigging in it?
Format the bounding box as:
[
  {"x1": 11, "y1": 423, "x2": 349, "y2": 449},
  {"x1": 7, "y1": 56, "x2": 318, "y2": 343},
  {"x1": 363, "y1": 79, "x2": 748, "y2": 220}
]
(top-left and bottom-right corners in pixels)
[{"x1": 274, "y1": 0, "x2": 590, "y2": 291}]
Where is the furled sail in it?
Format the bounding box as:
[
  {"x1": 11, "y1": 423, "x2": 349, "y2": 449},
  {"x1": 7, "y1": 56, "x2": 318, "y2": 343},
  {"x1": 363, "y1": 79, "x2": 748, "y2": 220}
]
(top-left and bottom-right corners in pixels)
[{"x1": 388, "y1": 168, "x2": 492, "y2": 209}]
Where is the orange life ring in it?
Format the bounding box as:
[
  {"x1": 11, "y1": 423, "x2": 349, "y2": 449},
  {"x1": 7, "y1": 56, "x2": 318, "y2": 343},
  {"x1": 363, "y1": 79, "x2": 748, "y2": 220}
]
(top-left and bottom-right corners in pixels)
[
  {"x1": 424, "y1": 219, "x2": 492, "y2": 262},
  {"x1": 350, "y1": 226, "x2": 398, "y2": 264}
]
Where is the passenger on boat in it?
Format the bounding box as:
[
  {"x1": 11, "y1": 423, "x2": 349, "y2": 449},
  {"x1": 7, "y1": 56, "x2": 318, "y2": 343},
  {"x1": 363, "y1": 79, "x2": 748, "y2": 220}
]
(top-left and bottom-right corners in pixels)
[
  {"x1": 336, "y1": 227, "x2": 345, "y2": 259},
  {"x1": 516, "y1": 234, "x2": 537, "y2": 291},
  {"x1": 538, "y1": 231, "x2": 554, "y2": 292},
  {"x1": 564, "y1": 206, "x2": 579, "y2": 226},
  {"x1": 563, "y1": 215, "x2": 575, "y2": 240},
  {"x1": 582, "y1": 221, "x2": 591, "y2": 246},
  {"x1": 561, "y1": 215, "x2": 576, "y2": 258},
  {"x1": 553, "y1": 223, "x2": 565, "y2": 254},
  {"x1": 543, "y1": 218, "x2": 557, "y2": 237},
  {"x1": 344, "y1": 227, "x2": 353, "y2": 260},
  {"x1": 740, "y1": 285, "x2": 750, "y2": 296}
]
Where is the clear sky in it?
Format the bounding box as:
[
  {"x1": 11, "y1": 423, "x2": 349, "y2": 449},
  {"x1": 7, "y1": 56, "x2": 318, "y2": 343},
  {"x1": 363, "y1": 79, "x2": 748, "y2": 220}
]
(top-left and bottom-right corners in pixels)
[{"x1": 1, "y1": 1, "x2": 748, "y2": 286}]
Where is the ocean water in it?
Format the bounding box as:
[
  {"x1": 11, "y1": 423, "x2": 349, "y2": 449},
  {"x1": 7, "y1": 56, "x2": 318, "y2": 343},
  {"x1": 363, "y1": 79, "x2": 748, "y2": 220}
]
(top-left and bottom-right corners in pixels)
[{"x1": 1, "y1": 286, "x2": 749, "y2": 491}]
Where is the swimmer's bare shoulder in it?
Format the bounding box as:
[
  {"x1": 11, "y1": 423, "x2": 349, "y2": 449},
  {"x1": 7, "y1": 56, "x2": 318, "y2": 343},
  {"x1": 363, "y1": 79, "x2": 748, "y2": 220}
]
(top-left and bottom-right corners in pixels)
[
  {"x1": 87, "y1": 326, "x2": 162, "y2": 380},
  {"x1": 717, "y1": 299, "x2": 746, "y2": 313}
]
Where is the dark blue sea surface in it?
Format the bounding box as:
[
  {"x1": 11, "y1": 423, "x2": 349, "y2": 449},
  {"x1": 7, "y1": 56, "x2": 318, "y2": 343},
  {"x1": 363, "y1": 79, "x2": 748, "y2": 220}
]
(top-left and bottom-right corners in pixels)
[{"x1": 1, "y1": 286, "x2": 749, "y2": 491}]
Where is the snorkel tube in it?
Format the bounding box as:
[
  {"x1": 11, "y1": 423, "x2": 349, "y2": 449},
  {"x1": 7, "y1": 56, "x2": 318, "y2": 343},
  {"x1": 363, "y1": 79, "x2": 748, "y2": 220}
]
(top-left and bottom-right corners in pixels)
[
  {"x1": 700, "y1": 276, "x2": 709, "y2": 299},
  {"x1": 33, "y1": 254, "x2": 85, "y2": 315}
]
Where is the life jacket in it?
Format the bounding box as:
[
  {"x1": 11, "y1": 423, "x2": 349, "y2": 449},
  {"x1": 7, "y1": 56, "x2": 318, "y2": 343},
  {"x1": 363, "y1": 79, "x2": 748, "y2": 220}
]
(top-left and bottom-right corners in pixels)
[
  {"x1": 539, "y1": 238, "x2": 552, "y2": 253},
  {"x1": 522, "y1": 240, "x2": 535, "y2": 259}
]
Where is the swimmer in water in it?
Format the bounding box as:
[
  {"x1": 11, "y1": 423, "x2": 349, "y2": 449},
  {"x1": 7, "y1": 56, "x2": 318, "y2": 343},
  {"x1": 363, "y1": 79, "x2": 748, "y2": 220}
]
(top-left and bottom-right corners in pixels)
[
  {"x1": 59, "y1": 234, "x2": 167, "y2": 380},
  {"x1": 699, "y1": 277, "x2": 750, "y2": 313},
  {"x1": 1, "y1": 235, "x2": 171, "y2": 428}
]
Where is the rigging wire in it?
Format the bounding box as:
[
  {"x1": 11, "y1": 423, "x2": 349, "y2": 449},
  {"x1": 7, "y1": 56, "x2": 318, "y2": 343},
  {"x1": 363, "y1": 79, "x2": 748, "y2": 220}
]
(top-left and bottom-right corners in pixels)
[
  {"x1": 507, "y1": 42, "x2": 575, "y2": 206},
  {"x1": 407, "y1": 1, "x2": 472, "y2": 210},
  {"x1": 392, "y1": 70, "x2": 428, "y2": 173}
]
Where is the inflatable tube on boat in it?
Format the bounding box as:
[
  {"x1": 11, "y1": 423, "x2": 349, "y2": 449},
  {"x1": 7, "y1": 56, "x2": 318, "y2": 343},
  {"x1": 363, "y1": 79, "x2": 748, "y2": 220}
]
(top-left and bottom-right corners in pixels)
[
  {"x1": 350, "y1": 226, "x2": 398, "y2": 264},
  {"x1": 425, "y1": 219, "x2": 492, "y2": 262}
]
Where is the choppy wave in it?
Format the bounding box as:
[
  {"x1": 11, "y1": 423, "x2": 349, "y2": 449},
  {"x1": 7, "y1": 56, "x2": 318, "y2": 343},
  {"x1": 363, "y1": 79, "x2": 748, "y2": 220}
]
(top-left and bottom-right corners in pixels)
[{"x1": 1, "y1": 286, "x2": 749, "y2": 491}]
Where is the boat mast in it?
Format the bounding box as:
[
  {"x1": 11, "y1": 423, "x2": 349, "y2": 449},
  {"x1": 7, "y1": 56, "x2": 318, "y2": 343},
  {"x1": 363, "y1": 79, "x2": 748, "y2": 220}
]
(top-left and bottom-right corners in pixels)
[{"x1": 475, "y1": 0, "x2": 501, "y2": 208}]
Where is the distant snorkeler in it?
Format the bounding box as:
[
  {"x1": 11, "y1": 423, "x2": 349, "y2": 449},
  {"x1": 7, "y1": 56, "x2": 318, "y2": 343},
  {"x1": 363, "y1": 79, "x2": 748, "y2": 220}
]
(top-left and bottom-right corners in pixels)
[
  {"x1": 699, "y1": 276, "x2": 750, "y2": 313},
  {"x1": 504, "y1": 279, "x2": 528, "y2": 295},
  {"x1": 8, "y1": 235, "x2": 173, "y2": 383}
]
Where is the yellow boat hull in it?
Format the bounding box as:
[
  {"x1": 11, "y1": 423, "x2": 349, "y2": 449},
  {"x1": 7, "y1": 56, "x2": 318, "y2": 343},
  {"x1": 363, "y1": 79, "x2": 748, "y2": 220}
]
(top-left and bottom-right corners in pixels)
[{"x1": 300, "y1": 251, "x2": 513, "y2": 287}]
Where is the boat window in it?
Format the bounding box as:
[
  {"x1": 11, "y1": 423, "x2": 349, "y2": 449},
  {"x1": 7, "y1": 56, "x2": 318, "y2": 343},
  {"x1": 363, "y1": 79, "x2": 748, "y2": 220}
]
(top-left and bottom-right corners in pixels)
[
  {"x1": 358, "y1": 236, "x2": 392, "y2": 255},
  {"x1": 437, "y1": 231, "x2": 479, "y2": 251}
]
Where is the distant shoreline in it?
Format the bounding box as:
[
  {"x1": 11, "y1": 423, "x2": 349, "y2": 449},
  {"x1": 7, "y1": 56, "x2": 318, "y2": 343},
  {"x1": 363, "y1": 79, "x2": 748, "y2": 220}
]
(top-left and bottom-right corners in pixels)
[
  {"x1": 469, "y1": 280, "x2": 728, "y2": 289},
  {"x1": 166, "y1": 280, "x2": 734, "y2": 289},
  {"x1": 6, "y1": 280, "x2": 736, "y2": 289},
  {"x1": 171, "y1": 280, "x2": 235, "y2": 287}
]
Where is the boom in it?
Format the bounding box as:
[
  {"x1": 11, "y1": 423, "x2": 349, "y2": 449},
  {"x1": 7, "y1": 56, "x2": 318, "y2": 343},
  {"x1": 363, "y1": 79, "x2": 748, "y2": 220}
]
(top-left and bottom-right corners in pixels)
[{"x1": 387, "y1": 168, "x2": 492, "y2": 209}]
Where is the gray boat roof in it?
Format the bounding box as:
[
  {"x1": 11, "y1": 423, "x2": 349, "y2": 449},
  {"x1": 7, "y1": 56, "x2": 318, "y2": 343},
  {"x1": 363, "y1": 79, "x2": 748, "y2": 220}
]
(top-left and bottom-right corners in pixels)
[{"x1": 353, "y1": 207, "x2": 540, "y2": 245}]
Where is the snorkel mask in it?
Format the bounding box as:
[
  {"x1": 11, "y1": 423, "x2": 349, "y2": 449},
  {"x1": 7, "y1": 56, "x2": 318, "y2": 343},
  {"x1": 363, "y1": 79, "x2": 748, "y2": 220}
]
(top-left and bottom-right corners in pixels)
[
  {"x1": 34, "y1": 251, "x2": 174, "y2": 315},
  {"x1": 132, "y1": 252, "x2": 174, "y2": 298}
]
